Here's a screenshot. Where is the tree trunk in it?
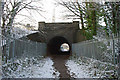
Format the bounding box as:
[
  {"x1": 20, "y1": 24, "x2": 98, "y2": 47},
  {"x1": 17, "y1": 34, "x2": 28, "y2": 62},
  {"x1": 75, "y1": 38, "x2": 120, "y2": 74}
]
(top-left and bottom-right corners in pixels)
[
  {"x1": 117, "y1": 3, "x2": 120, "y2": 77},
  {"x1": 92, "y1": 10, "x2": 97, "y2": 35},
  {"x1": 112, "y1": 4, "x2": 116, "y2": 36},
  {"x1": 80, "y1": 13, "x2": 84, "y2": 29},
  {"x1": 0, "y1": 0, "x2": 2, "y2": 57},
  {"x1": 77, "y1": 2, "x2": 84, "y2": 29}
]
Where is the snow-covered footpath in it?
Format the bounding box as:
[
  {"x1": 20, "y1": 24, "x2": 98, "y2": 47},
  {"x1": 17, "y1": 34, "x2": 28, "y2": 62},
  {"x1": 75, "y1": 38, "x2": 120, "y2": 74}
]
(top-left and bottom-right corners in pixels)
[
  {"x1": 2, "y1": 55, "x2": 118, "y2": 78},
  {"x1": 2, "y1": 57, "x2": 60, "y2": 78}
]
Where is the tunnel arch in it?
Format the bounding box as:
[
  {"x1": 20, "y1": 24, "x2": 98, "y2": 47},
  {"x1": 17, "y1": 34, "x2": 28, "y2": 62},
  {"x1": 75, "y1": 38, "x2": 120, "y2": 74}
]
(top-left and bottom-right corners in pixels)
[{"x1": 47, "y1": 36, "x2": 71, "y2": 55}]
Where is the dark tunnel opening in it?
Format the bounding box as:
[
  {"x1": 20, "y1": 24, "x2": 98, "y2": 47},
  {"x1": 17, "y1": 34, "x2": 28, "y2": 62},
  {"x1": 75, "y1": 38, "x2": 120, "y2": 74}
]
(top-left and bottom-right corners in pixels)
[{"x1": 47, "y1": 36, "x2": 71, "y2": 55}]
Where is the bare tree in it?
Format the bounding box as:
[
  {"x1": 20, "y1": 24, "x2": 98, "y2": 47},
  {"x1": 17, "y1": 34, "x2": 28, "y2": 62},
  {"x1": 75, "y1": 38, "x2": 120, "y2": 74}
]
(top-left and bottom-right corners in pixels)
[
  {"x1": 57, "y1": 0, "x2": 100, "y2": 38},
  {"x1": 57, "y1": 0, "x2": 86, "y2": 29},
  {"x1": 0, "y1": 0, "x2": 3, "y2": 58},
  {"x1": 1, "y1": 0, "x2": 43, "y2": 62},
  {"x1": 2, "y1": 0, "x2": 43, "y2": 36}
]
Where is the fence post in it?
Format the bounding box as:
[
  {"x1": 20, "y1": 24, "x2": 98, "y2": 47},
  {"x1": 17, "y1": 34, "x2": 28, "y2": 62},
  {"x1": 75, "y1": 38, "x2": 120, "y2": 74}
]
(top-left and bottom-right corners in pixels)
[
  {"x1": 12, "y1": 40, "x2": 15, "y2": 61},
  {"x1": 36, "y1": 41, "x2": 37, "y2": 55},
  {"x1": 6, "y1": 38, "x2": 10, "y2": 62},
  {"x1": 112, "y1": 34, "x2": 115, "y2": 64},
  {"x1": 118, "y1": 3, "x2": 120, "y2": 78}
]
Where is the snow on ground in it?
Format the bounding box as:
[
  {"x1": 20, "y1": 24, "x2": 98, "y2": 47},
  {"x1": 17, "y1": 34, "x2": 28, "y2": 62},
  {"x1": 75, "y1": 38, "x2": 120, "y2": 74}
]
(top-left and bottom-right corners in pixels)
[
  {"x1": 66, "y1": 56, "x2": 118, "y2": 78},
  {"x1": 2, "y1": 56, "x2": 60, "y2": 78},
  {"x1": 66, "y1": 60, "x2": 91, "y2": 78}
]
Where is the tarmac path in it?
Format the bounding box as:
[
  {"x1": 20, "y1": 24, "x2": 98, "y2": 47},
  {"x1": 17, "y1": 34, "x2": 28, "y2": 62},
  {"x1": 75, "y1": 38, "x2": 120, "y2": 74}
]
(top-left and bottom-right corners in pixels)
[{"x1": 50, "y1": 55, "x2": 71, "y2": 79}]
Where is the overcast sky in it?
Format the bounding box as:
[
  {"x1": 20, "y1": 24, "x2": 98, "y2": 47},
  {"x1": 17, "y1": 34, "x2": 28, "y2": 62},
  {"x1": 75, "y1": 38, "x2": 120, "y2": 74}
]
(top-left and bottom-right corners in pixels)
[
  {"x1": 15, "y1": 0, "x2": 72, "y2": 27},
  {"x1": 14, "y1": 0, "x2": 110, "y2": 27}
]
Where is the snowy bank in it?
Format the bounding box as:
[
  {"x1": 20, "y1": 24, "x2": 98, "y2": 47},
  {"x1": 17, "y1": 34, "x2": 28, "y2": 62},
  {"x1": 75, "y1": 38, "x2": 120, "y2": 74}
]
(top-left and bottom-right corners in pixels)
[
  {"x1": 66, "y1": 56, "x2": 118, "y2": 78},
  {"x1": 2, "y1": 56, "x2": 60, "y2": 78},
  {"x1": 66, "y1": 60, "x2": 91, "y2": 78}
]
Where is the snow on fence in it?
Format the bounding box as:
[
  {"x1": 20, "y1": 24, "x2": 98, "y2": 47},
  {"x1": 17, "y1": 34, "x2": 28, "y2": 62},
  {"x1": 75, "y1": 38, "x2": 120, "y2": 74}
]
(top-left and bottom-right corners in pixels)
[
  {"x1": 72, "y1": 38, "x2": 119, "y2": 64},
  {"x1": 1, "y1": 35, "x2": 46, "y2": 62}
]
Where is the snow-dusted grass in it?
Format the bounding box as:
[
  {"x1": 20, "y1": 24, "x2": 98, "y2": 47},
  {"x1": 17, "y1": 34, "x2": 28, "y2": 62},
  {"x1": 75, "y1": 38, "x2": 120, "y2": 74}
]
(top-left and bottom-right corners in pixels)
[
  {"x1": 2, "y1": 56, "x2": 60, "y2": 78},
  {"x1": 66, "y1": 56, "x2": 118, "y2": 78}
]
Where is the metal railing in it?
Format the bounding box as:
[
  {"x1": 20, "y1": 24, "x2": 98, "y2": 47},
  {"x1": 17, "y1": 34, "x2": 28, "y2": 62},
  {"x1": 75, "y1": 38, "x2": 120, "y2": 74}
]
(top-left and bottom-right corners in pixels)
[
  {"x1": 72, "y1": 37, "x2": 120, "y2": 78},
  {"x1": 1, "y1": 34, "x2": 46, "y2": 63},
  {"x1": 72, "y1": 37, "x2": 120, "y2": 64}
]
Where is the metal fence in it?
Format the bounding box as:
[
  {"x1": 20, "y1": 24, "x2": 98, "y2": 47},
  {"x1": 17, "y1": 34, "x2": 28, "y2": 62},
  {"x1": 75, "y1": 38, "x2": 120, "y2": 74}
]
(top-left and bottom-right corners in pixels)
[
  {"x1": 1, "y1": 35, "x2": 46, "y2": 62},
  {"x1": 72, "y1": 38, "x2": 119, "y2": 64}
]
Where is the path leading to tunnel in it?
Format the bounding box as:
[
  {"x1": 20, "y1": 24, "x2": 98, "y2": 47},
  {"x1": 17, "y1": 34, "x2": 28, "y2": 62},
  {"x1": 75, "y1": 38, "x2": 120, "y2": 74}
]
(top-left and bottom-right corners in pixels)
[{"x1": 51, "y1": 55, "x2": 71, "y2": 78}]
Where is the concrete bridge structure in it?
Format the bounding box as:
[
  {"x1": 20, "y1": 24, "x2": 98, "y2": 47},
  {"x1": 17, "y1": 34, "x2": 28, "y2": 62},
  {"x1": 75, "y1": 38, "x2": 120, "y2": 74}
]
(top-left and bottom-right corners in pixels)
[
  {"x1": 27, "y1": 21, "x2": 86, "y2": 55},
  {"x1": 3, "y1": 21, "x2": 86, "y2": 59}
]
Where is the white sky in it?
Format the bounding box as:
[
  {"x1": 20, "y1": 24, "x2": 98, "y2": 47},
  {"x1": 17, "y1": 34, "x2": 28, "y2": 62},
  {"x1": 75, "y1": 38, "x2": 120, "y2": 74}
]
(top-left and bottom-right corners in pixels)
[
  {"x1": 14, "y1": 0, "x2": 108, "y2": 28},
  {"x1": 15, "y1": 0, "x2": 72, "y2": 27}
]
